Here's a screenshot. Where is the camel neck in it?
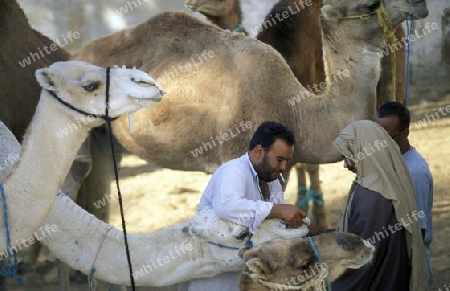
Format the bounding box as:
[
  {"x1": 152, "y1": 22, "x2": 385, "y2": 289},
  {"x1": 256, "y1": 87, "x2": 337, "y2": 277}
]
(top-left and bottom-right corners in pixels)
[
  {"x1": 3, "y1": 93, "x2": 93, "y2": 243},
  {"x1": 321, "y1": 25, "x2": 380, "y2": 104},
  {"x1": 284, "y1": 21, "x2": 379, "y2": 163},
  {"x1": 206, "y1": 6, "x2": 243, "y2": 32},
  {"x1": 40, "y1": 197, "x2": 241, "y2": 286}
]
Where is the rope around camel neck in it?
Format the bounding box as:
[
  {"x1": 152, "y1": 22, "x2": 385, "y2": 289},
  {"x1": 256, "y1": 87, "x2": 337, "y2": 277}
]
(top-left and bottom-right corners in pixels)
[{"x1": 247, "y1": 267, "x2": 329, "y2": 290}]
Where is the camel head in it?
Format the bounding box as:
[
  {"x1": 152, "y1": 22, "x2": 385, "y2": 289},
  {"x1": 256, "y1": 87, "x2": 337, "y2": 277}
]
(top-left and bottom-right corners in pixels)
[
  {"x1": 321, "y1": 0, "x2": 429, "y2": 51},
  {"x1": 185, "y1": 0, "x2": 236, "y2": 16},
  {"x1": 184, "y1": 208, "x2": 310, "y2": 249},
  {"x1": 238, "y1": 232, "x2": 375, "y2": 290},
  {"x1": 35, "y1": 61, "x2": 164, "y2": 127}
]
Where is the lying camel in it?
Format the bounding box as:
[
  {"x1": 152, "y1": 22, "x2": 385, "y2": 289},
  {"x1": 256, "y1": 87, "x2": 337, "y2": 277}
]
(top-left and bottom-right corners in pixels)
[
  {"x1": 238, "y1": 233, "x2": 375, "y2": 290},
  {"x1": 0, "y1": 121, "x2": 311, "y2": 287}
]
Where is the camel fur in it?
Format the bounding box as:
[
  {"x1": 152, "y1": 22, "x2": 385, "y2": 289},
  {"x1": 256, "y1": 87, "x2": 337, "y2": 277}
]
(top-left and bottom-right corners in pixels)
[
  {"x1": 0, "y1": 60, "x2": 164, "y2": 254},
  {"x1": 238, "y1": 232, "x2": 375, "y2": 290},
  {"x1": 185, "y1": 0, "x2": 407, "y2": 230}
]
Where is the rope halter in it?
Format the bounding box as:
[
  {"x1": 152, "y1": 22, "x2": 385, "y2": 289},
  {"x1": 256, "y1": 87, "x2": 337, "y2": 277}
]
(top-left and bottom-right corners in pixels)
[
  {"x1": 245, "y1": 236, "x2": 331, "y2": 291},
  {"x1": 342, "y1": 1, "x2": 398, "y2": 101},
  {"x1": 47, "y1": 67, "x2": 118, "y2": 122}
]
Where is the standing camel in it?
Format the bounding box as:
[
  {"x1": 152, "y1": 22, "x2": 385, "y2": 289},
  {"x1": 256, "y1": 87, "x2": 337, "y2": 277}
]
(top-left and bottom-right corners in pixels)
[
  {"x1": 0, "y1": 0, "x2": 70, "y2": 142},
  {"x1": 70, "y1": 0, "x2": 427, "y2": 222},
  {"x1": 185, "y1": 0, "x2": 407, "y2": 230}
]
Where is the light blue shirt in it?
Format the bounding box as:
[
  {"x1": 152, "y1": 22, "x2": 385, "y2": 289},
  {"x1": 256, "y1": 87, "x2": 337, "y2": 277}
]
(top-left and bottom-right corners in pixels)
[
  {"x1": 403, "y1": 147, "x2": 434, "y2": 284},
  {"x1": 197, "y1": 153, "x2": 284, "y2": 234}
]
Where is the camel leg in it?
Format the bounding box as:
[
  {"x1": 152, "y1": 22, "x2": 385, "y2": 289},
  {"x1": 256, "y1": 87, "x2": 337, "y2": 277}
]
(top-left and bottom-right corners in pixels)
[
  {"x1": 394, "y1": 26, "x2": 406, "y2": 105},
  {"x1": 76, "y1": 132, "x2": 113, "y2": 222},
  {"x1": 0, "y1": 261, "x2": 5, "y2": 291},
  {"x1": 295, "y1": 163, "x2": 308, "y2": 211},
  {"x1": 305, "y1": 164, "x2": 329, "y2": 230},
  {"x1": 59, "y1": 261, "x2": 70, "y2": 291}
]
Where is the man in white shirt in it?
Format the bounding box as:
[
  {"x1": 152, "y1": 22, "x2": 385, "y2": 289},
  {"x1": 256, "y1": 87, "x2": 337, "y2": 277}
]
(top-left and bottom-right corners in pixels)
[{"x1": 179, "y1": 121, "x2": 306, "y2": 291}]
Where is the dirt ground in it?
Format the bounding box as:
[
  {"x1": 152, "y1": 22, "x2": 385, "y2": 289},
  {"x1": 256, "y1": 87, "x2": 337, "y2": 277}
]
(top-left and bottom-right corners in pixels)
[{"x1": 3, "y1": 93, "x2": 450, "y2": 290}]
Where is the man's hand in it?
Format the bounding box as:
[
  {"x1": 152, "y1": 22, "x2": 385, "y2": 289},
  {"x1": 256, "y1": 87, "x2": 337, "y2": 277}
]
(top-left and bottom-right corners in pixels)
[{"x1": 267, "y1": 204, "x2": 307, "y2": 228}]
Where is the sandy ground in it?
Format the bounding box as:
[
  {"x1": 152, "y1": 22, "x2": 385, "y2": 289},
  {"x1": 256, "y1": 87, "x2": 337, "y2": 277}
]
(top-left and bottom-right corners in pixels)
[{"x1": 3, "y1": 95, "x2": 450, "y2": 290}]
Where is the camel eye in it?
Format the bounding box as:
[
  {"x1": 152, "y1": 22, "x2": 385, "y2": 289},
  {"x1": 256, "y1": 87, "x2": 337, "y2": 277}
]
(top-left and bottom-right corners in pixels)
[
  {"x1": 367, "y1": 2, "x2": 380, "y2": 12},
  {"x1": 235, "y1": 230, "x2": 250, "y2": 241},
  {"x1": 343, "y1": 242, "x2": 354, "y2": 251},
  {"x1": 337, "y1": 235, "x2": 355, "y2": 251},
  {"x1": 83, "y1": 82, "x2": 100, "y2": 92}
]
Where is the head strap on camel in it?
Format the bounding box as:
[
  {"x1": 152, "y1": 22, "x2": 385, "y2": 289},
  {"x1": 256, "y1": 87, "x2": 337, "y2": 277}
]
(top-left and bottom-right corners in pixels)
[{"x1": 47, "y1": 67, "x2": 118, "y2": 122}]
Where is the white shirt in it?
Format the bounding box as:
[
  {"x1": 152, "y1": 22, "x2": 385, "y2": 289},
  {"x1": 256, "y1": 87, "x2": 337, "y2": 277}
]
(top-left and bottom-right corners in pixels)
[{"x1": 197, "y1": 153, "x2": 284, "y2": 234}]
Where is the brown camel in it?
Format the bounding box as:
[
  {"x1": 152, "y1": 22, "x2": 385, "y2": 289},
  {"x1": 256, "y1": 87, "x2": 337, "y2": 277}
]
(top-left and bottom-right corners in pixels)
[
  {"x1": 69, "y1": 0, "x2": 427, "y2": 201},
  {"x1": 0, "y1": 0, "x2": 70, "y2": 142},
  {"x1": 185, "y1": 0, "x2": 407, "y2": 230},
  {"x1": 185, "y1": 0, "x2": 327, "y2": 230},
  {"x1": 238, "y1": 233, "x2": 375, "y2": 290}
]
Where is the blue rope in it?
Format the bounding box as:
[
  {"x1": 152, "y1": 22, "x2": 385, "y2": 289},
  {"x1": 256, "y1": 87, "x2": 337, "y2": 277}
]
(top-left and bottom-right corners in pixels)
[
  {"x1": 0, "y1": 184, "x2": 25, "y2": 284},
  {"x1": 308, "y1": 236, "x2": 331, "y2": 291},
  {"x1": 297, "y1": 186, "x2": 324, "y2": 211},
  {"x1": 88, "y1": 267, "x2": 97, "y2": 290},
  {"x1": 207, "y1": 234, "x2": 253, "y2": 250},
  {"x1": 207, "y1": 241, "x2": 240, "y2": 250},
  {"x1": 404, "y1": 13, "x2": 414, "y2": 107},
  {"x1": 231, "y1": 23, "x2": 245, "y2": 33}
]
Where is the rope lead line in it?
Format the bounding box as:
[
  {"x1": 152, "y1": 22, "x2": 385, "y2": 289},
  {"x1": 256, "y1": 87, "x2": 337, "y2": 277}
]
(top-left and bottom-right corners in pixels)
[
  {"x1": 308, "y1": 236, "x2": 331, "y2": 291},
  {"x1": 0, "y1": 184, "x2": 25, "y2": 284},
  {"x1": 105, "y1": 67, "x2": 136, "y2": 290}
]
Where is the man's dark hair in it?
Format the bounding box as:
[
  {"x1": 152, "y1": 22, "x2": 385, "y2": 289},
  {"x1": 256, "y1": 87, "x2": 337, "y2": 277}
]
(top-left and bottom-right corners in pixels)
[
  {"x1": 249, "y1": 121, "x2": 295, "y2": 151},
  {"x1": 377, "y1": 101, "x2": 410, "y2": 131}
]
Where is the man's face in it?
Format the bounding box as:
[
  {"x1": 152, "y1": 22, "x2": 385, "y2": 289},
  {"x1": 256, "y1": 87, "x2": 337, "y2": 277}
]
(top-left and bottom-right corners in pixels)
[
  {"x1": 375, "y1": 115, "x2": 405, "y2": 146},
  {"x1": 255, "y1": 139, "x2": 294, "y2": 182}
]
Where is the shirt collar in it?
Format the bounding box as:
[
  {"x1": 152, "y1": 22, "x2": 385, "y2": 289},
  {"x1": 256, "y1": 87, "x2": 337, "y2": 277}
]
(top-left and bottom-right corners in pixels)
[{"x1": 243, "y1": 152, "x2": 259, "y2": 181}]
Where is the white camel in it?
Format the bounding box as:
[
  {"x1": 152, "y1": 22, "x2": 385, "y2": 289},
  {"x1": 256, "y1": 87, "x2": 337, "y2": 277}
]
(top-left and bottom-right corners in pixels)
[
  {"x1": 0, "y1": 60, "x2": 164, "y2": 254},
  {"x1": 37, "y1": 197, "x2": 310, "y2": 286},
  {"x1": 0, "y1": 124, "x2": 311, "y2": 285}
]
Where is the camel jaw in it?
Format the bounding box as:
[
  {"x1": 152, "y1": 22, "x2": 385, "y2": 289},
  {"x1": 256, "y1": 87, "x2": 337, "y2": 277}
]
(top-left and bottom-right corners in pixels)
[{"x1": 127, "y1": 86, "x2": 165, "y2": 107}]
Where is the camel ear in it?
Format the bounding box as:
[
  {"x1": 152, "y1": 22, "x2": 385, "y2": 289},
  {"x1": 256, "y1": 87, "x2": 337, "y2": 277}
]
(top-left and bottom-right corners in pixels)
[
  {"x1": 35, "y1": 68, "x2": 61, "y2": 91},
  {"x1": 321, "y1": 5, "x2": 343, "y2": 20},
  {"x1": 246, "y1": 258, "x2": 272, "y2": 277}
]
